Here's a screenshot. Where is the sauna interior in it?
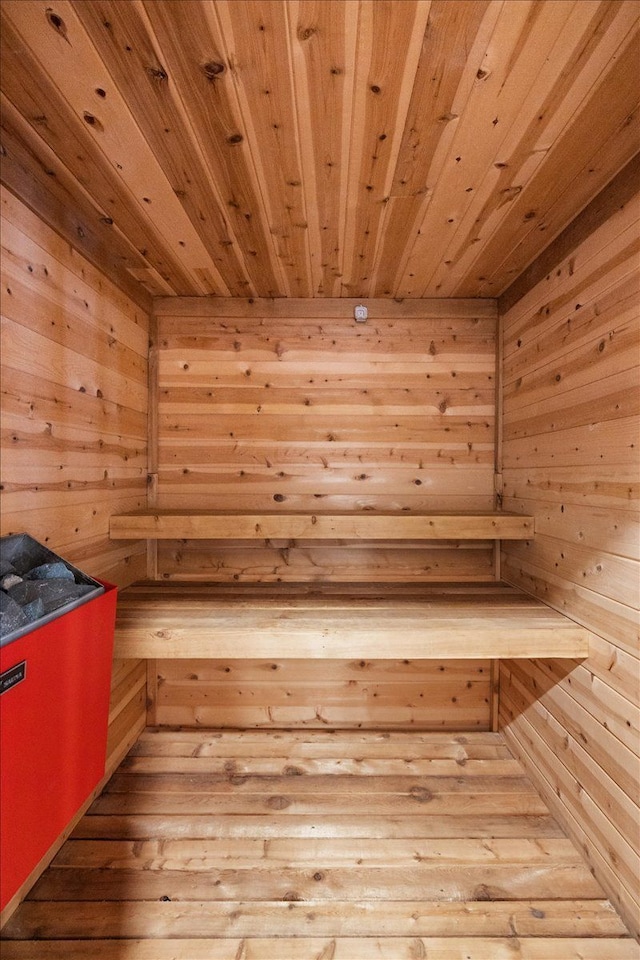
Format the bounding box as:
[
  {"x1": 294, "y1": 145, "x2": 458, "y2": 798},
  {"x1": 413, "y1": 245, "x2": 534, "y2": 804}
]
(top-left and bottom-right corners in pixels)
[{"x1": 0, "y1": 0, "x2": 638, "y2": 956}]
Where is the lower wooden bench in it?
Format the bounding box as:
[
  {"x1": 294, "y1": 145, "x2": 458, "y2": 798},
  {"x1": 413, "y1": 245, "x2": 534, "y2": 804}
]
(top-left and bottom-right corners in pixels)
[{"x1": 113, "y1": 582, "x2": 590, "y2": 660}]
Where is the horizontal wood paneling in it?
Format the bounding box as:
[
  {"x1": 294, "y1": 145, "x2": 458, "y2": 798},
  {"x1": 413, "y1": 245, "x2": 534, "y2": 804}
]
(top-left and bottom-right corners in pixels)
[
  {"x1": 499, "y1": 185, "x2": 640, "y2": 937},
  {"x1": 1, "y1": 1, "x2": 638, "y2": 301},
  {"x1": 0, "y1": 187, "x2": 150, "y2": 586},
  {"x1": 157, "y1": 541, "x2": 494, "y2": 584},
  {"x1": 106, "y1": 659, "x2": 147, "y2": 775},
  {"x1": 155, "y1": 298, "x2": 497, "y2": 582},
  {"x1": 152, "y1": 658, "x2": 492, "y2": 730}
]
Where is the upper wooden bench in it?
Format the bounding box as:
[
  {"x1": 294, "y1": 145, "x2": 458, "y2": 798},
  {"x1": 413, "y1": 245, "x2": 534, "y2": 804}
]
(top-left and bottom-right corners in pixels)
[
  {"x1": 110, "y1": 511, "x2": 589, "y2": 661},
  {"x1": 113, "y1": 582, "x2": 590, "y2": 661},
  {"x1": 109, "y1": 510, "x2": 534, "y2": 541}
]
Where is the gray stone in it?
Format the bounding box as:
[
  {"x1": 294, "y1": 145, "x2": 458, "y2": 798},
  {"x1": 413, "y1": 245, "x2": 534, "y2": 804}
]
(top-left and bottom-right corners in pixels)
[
  {"x1": 1, "y1": 536, "x2": 49, "y2": 576},
  {"x1": 0, "y1": 591, "x2": 30, "y2": 639},
  {"x1": 25, "y1": 561, "x2": 75, "y2": 581},
  {"x1": 23, "y1": 597, "x2": 46, "y2": 622},
  {"x1": 8, "y1": 579, "x2": 95, "y2": 616},
  {"x1": 0, "y1": 560, "x2": 18, "y2": 579}
]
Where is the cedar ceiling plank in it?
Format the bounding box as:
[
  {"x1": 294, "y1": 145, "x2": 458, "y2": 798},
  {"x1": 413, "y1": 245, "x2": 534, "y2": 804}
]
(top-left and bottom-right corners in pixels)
[
  {"x1": 218, "y1": 0, "x2": 312, "y2": 298},
  {"x1": 0, "y1": 0, "x2": 636, "y2": 302},
  {"x1": 462, "y1": 11, "x2": 640, "y2": 297},
  {"x1": 0, "y1": 8, "x2": 196, "y2": 299},
  {"x1": 0, "y1": 101, "x2": 161, "y2": 315},
  {"x1": 73, "y1": 0, "x2": 249, "y2": 297},
  {"x1": 288, "y1": 0, "x2": 356, "y2": 297},
  {"x1": 0, "y1": 1, "x2": 217, "y2": 296},
  {"x1": 396, "y1": 0, "x2": 581, "y2": 298},
  {"x1": 0, "y1": 107, "x2": 152, "y2": 313},
  {"x1": 341, "y1": 1, "x2": 430, "y2": 299},
  {"x1": 498, "y1": 152, "x2": 640, "y2": 314},
  {"x1": 140, "y1": 0, "x2": 286, "y2": 297},
  {"x1": 427, "y1": 0, "x2": 635, "y2": 298},
  {"x1": 372, "y1": 0, "x2": 495, "y2": 297}
]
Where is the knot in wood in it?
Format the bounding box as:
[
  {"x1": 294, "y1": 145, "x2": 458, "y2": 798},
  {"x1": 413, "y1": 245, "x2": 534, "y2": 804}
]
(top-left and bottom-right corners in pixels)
[
  {"x1": 148, "y1": 65, "x2": 168, "y2": 82},
  {"x1": 203, "y1": 60, "x2": 225, "y2": 80},
  {"x1": 474, "y1": 884, "x2": 494, "y2": 901},
  {"x1": 46, "y1": 10, "x2": 69, "y2": 41},
  {"x1": 409, "y1": 785, "x2": 433, "y2": 804},
  {"x1": 229, "y1": 774, "x2": 248, "y2": 786},
  {"x1": 266, "y1": 794, "x2": 291, "y2": 810}
]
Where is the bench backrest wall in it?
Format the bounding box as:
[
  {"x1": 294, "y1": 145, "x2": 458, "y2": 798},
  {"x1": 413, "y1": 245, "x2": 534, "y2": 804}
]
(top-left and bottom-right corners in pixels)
[
  {"x1": 145, "y1": 299, "x2": 501, "y2": 733},
  {"x1": 152, "y1": 297, "x2": 499, "y2": 583}
]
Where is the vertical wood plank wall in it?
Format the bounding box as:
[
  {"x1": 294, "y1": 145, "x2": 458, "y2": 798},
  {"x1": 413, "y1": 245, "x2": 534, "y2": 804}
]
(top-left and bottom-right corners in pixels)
[
  {"x1": 0, "y1": 187, "x2": 151, "y2": 768},
  {"x1": 149, "y1": 298, "x2": 498, "y2": 729},
  {"x1": 499, "y1": 190, "x2": 640, "y2": 936}
]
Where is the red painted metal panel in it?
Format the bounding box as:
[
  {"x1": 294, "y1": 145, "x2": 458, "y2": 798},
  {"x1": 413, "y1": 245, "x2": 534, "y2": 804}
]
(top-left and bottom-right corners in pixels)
[{"x1": 0, "y1": 581, "x2": 117, "y2": 910}]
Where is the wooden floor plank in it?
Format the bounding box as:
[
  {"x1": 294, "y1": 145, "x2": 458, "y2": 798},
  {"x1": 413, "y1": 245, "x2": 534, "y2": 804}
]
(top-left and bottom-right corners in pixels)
[
  {"x1": 130, "y1": 735, "x2": 513, "y2": 760},
  {"x1": 72, "y1": 812, "x2": 567, "y2": 840},
  {"x1": 89, "y1": 790, "x2": 551, "y2": 816},
  {"x1": 102, "y1": 771, "x2": 541, "y2": 795},
  {"x1": 2, "y1": 900, "x2": 630, "y2": 940},
  {"x1": 1, "y1": 937, "x2": 638, "y2": 959},
  {"x1": 1, "y1": 729, "x2": 635, "y2": 954},
  {"x1": 119, "y1": 755, "x2": 523, "y2": 776},
  {"x1": 134, "y1": 728, "x2": 508, "y2": 745},
  {"x1": 26, "y1": 862, "x2": 605, "y2": 903},
  {"x1": 52, "y1": 836, "x2": 583, "y2": 869}
]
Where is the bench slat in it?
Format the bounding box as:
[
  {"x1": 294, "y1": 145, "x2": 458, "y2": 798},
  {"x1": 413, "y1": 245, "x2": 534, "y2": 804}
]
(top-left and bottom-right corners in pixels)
[
  {"x1": 113, "y1": 583, "x2": 589, "y2": 661},
  {"x1": 109, "y1": 511, "x2": 534, "y2": 541}
]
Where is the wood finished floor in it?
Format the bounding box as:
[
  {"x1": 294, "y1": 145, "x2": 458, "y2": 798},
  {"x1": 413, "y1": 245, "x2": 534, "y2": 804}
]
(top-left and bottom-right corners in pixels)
[{"x1": 1, "y1": 729, "x2": 638, "y2": 960}]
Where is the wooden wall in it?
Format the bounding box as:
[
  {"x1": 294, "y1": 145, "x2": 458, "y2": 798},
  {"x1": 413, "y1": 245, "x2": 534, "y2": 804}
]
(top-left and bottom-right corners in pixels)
[
  {"x1": 150, "y1": 656, "x2": 492, "y2": 731},
  {"x1": 1, "y1": 187, "x2": 149, "y2": 583},
  {"x1": 154, "y1": 297, "x2": 497, "y2": 581},
  {"x1": 499, "y1": 186, "x2": 639, "y2": 936},
  {"x1": 0, "y1": 187, "x2": 151, "y2": 770},
  {"x1": 148, "y1": 297, "x2": 498, "y2": 729}
]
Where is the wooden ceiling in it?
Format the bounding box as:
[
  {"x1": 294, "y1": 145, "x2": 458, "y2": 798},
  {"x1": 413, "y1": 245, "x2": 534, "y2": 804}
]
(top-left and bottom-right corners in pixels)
[{"x1": 1, "y1": 0, "x2": 638, "y2": 303}]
